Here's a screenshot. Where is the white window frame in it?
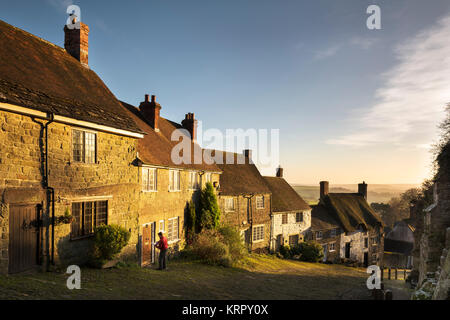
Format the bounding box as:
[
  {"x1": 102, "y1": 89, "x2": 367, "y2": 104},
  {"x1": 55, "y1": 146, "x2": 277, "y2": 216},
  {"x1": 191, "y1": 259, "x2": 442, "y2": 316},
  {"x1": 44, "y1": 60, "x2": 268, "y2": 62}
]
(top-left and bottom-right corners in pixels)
[
  {"x1": 225, "y1": 197, "x2": 235, "y2": 212},
  {"x1": 169, "y1": 169, "x2": 181, "y2": 192},
  {"x1": 188, "y1": 171, "x2": 199, "y2": 190},
  {"x1": 252, "y1": 224, "x2": 264, "y2": 242},
  {"x1": 204, "y1": 172, "x2": 212, "y2": 184},
  {"x1": 330, "y1": 228, "x2": 336, "y2": 237},
  {"x1": 282, "y1": 213, "x2": 288, "y2": 225},
  {"x1": 329, "y1": 242, "x2": 336, "y2": 252},
  {"x1": 167, "y1": 217, "x2": 180, "y2": 243},
  {"x1": 316, "y1": 231, "x2": 323, "y2": 240},
  {"x1": 371, "y1": 236, "x2": 378, "y2": 246},
  {"x1": 296, "y1": 212, "x2": 303, "y2": 223},
  {"x1": 142, "y1": 167, "x2": 157, "y2": 192},
  {"x1": 159, "y1": 220, "x2": 165, "y2": 233},
  {"x1": 72, "y1": 129, "x2": 97, "y2": 164},
  {"x1": 256, "y1": 196, "x2": 265, "y2": 209}
]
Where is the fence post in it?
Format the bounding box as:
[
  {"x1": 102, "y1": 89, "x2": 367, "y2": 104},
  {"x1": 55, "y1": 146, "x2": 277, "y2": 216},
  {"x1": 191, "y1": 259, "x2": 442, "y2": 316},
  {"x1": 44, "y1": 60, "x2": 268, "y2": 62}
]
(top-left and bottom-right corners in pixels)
[
  {"x1": 388, "y1": 268, "x2": 391, "y2": 280},
  {"x1": 404, "y1": 269, "x2": 407, "y2": 280},
  {"x1": 395, "y1": 268, "x2": 398, "y2": 280}
]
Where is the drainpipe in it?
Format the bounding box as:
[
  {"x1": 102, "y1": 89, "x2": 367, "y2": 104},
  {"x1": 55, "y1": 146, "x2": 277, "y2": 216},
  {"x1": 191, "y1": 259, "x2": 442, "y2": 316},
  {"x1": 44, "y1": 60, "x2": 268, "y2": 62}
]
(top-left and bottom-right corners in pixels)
[{"x1": 32, "y1": 113, "x2": 55, "y2": 269}]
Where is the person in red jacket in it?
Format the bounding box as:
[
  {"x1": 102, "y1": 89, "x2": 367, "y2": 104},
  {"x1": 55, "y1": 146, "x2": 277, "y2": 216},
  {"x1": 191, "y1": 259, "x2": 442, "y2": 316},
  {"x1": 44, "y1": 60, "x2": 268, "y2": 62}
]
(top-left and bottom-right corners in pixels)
[{"x1": 155, "y1": 231, "x2": 168, "y2": 270}]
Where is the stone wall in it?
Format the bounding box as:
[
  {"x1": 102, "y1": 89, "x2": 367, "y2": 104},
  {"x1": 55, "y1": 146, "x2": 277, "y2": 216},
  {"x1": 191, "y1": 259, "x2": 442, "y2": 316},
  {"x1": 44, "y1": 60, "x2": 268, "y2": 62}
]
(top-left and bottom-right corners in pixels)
[
  {"x1": 219, "y1": 194, "x2": 271, "y2": 252},
  {"x1": 271, "y1": 210, "x2": 311, "y2": 251},
  {"x1": 0, "y1": 203, "x2": 8, "y2": 274},
  {"x1": 138, "y1": 169, "x2": 220, "y2": 261},
  {"x1": 340, "y1": 229, "x2": 383, "y2": 265},
  {"x1": 0, "y1": 110, "x2": 141, "y2": 272}
]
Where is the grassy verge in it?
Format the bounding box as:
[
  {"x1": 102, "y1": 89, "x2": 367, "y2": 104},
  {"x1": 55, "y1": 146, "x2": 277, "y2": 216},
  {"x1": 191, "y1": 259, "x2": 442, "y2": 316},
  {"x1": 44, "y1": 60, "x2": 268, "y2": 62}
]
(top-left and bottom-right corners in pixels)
[{"x1": 0, "y1": 254, "x2": 370, "y2": 300}]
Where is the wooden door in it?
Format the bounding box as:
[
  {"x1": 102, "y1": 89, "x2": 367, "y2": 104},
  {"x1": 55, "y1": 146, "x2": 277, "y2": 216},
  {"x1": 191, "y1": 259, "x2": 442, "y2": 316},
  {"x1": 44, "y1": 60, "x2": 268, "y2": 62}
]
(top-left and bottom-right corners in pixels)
[
  {"x1": 142, "y1": 224, "x2": 152, "y2": 266},
  {"x1": 142, "y1": 222, "x2": 156, "y2": 265},
  {"x1": 345, "y1": 242, "x2": 351, "y2": 259},
  {"x1": 9, "y1": 204, "x2": 39, "y2": 274}
]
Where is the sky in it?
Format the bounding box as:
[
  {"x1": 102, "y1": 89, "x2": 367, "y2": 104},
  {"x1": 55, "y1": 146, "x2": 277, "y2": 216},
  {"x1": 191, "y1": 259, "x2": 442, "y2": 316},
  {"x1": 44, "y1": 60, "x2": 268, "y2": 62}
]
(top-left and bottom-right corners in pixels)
[{"x1": 1, "y1": 0, "x2": 450, "y2": 185}]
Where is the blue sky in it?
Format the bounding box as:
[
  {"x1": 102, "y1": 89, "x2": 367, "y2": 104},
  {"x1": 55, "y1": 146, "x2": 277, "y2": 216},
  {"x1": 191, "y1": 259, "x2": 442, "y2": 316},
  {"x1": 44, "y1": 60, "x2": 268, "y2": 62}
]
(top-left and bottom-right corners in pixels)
[{"x1": 2, "y1": 0, "x2": 450, "y2": 184}]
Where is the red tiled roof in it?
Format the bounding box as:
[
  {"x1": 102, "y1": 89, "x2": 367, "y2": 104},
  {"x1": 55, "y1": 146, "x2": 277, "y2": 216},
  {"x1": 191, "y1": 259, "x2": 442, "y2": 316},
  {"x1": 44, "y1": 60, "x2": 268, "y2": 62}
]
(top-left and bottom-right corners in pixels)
[
  {"x1": 263, "y1": 176, "x2": 310, "y2": 212},
  {"x1": 0, "y1": 19, "x2": 142, "y2": 134},
  {"x1": 120, "y1": 101, "x2": 221, "y2": 172}
]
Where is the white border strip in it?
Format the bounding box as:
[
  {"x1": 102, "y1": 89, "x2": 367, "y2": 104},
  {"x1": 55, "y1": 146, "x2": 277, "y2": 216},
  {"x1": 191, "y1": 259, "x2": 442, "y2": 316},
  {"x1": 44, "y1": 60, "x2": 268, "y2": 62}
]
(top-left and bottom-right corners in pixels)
[{"x1": 0, "y1": 102, "x2": 144, "y2": 139}]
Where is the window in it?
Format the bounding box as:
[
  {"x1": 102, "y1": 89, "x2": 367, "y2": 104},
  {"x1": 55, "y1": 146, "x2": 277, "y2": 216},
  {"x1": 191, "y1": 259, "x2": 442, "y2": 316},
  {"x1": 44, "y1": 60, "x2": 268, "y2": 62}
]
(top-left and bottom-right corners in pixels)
[
  {"x1": 225, "y1": 198, "x2": 235, "y2": 211},
  {"x1": 72, "y1": 129, "x2": 97, "y2": 164},
  {"x1": 71, "y1": 201, "x2": 107, "y2": 239},
  {"x1": 188, "y1": 171, "x2": 199, "y2": 190},
  {"x1": 256, "y1": 196, "x2": 264, "y2": 209},
  {"x1": 204, "y1": 173, "x2": 212, "y2": 184},
  {"x1": 364, "y1": 238, "x2": 369, "y2": 248},
  {"x1": 372, "y1": 253, "x2": 377, "y2": 262},
  {"x1": 252, "y1": 225, "x2": 264, "y2": 242},
  {"x1": 142, "y1": 168, "x2": 157, "y2": 191},
  {"x1": 168, "y1": 217, "x2": 179, "y2": 242},
  {"x1": 282, "y1": 214, "x2": 288, "y2": 224},
  {"x1": 316, "y1": 231, "x2": 323, "y2": 240},
  {"x1": 169, "y1": 170, "x2": 181, "y2": 191},
  {"x1": 329, "y1": 242, "x2": 336, "y2": 252},
  {"x1": 371, "y1": 236, "x2": 378, "y2": 245},
  {"x1": 289, "y1": 235, "x2": 299, "y2": 247},
  {"x1": 330, "y1": 228, "x2": 337, "y2": 237},
  {"x1": 159, "y1": 220, "x2": 165, "y2": 233},
  {"x1": 296, "y1": 212, "x2": 303, "y2": 223}
]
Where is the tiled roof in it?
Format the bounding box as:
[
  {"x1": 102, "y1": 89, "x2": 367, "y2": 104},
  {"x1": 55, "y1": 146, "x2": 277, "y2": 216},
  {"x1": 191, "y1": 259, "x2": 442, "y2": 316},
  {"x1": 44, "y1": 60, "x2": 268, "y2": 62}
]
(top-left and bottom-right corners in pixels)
[
  {"x1": 211, "y1": 151, "x2": 271, "y2": 196},
  {"x1": 263, "y1": 176, "x2": 310, "y2": 212},
  {"x1": 0, "y1": 19, "x2": 142, "y2": 134},
  {"x1": 121, "y1": 101, "x2": 221, "y2": 172}
]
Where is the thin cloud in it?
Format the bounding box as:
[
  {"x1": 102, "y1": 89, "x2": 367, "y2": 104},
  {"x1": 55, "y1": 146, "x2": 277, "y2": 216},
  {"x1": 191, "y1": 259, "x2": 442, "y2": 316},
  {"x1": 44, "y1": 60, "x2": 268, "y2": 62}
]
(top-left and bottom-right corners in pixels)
[
  {"x1": 350, "y1": 36, "x2": 378, "y2": 50},
  {"x1": 46, "y1": 0, "x2": 74, "y2": 12},
  {"x1": 328, "y1": 15, "x2": 450, "y2": 147},
  {"x1": 313, "y1": 45, "x2": 340, "y2": 60}
]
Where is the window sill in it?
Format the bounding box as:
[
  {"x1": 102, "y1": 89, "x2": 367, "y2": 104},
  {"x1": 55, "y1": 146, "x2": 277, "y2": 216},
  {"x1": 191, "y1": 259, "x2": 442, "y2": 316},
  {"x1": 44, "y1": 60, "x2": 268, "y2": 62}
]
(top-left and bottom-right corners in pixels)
[
  {"x1": 252, "y1": 239, "x2": 264, "y2": 243},
  {"x1": 168, "y1": 190, "x2": 181, "y2": 193},
  {"x1": 256, "y1": 208, "x2": 265, "y2": 210},
  {"x1": 142, "y1": 190, "x2": 158, "y2": 193}
]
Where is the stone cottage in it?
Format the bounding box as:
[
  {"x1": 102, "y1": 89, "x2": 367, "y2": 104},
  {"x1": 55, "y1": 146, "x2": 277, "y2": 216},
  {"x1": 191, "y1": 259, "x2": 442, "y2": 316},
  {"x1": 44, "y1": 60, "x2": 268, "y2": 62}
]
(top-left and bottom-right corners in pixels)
[
  {"x1": 0, "y1": 19, "x2": 145, "y2": 274},
  {"x1": 214, "y1": 150, "x2": 272, "y2": 252},
  {"x1": 308, "y1": 181, "x2": 384, "y2": 266},
  {"x1": 262, "y1": 167, "x2": 311, "y2": 252},
  {"x1": 120, "y1": 98, "x2": 221, "y2": 265}
]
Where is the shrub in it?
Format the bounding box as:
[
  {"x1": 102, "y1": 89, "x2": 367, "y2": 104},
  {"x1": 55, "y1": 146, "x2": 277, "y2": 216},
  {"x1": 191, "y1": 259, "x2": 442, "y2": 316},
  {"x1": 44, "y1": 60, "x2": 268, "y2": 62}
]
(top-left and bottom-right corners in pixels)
[
  {"x1": 185, "y1": 201, "x2": 196, "y2": 244},
  {"x1": 298, "y1": 241, "x2": 324, "y2": 262},
  {"x1": 92, "y1": 224, "x2": 131, "y2": 262},
  {"x1": 188, "y1": 225, "x2": 246, "y2": 267},
  {"x1": 197, "y1": 182, "x2": 221, "y2": 231},
  {"x1": 279, "y1": 245, "x2": 291, "y2": 259}
]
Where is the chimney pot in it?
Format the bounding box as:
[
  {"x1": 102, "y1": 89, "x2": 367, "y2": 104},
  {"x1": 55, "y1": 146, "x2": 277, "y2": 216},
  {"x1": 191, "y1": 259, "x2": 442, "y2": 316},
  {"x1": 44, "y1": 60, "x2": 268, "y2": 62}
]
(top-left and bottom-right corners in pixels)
[
  {"x1": 181, "y1": 113, "x2": 198, "y2": 141},
  {"x1": 276, "y1": 166, "x2": 283, "y2": 178},
  {"x1": 320, "y1": 181, "x2": 329, "y2": 199},
  {"x1": 145, "y1": 94, "x2": 149, "y2": 102},
  {"x1": 358, "y1": 181, "x2": 368, "y2": 200},
  {"x1": 139, "y1": 94, "x2": 161, "y2": 132},
  {"x1": 64, "y1": 21, "x2": 89, "y2": 67},
  {"x1": 243, "y1": 149, "x2": 253, "y2": 163},
  {"x1": 151, "y1": 95, "x2": 156, "y2": 103}
]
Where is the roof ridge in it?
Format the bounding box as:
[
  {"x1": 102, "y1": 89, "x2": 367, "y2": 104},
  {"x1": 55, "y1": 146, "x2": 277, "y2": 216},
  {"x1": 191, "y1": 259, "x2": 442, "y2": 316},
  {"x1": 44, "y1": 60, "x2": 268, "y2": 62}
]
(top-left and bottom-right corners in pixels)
[{"x1": 0, "y1": 19, "x2": 66, "y2": 53}]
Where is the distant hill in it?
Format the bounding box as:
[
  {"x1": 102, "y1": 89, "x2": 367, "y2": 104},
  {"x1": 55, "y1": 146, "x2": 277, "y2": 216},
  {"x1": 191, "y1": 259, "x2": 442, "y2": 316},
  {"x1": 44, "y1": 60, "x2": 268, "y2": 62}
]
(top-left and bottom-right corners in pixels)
[{"x1": 291, "y1": 184, "x2": 419, "y2": 205}]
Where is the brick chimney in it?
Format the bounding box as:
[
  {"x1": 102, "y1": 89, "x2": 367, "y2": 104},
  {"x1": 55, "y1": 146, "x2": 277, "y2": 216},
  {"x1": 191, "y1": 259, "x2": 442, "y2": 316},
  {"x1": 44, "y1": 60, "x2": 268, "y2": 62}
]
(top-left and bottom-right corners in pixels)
[
  {"x1": 243, "y1": 149, "x2": 253, "y2": 163},
  {"x1": 181, "y1": 113, "x2": 198, "y2": 141},
  {"x1": 139, "y1": 94, "x2": 161, "y2": 132},
  {"x1": 276, "y1": 166, "x2": 283, "y2": 178},
  {"x1": 64, "y1": 17, "x2": 89, "y2": 67},
  {"x1": 320, "y1": 181, "x2": 329, "y2": 199},
  {"x1": 358, "y1": 181, "x2": 368, "y2": 200}
]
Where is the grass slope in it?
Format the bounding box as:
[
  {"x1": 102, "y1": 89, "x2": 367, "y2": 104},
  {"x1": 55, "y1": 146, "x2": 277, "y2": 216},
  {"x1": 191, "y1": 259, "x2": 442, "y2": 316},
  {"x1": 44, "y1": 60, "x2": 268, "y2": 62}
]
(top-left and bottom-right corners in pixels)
[{"x1": 0, "y1": 255, "x2": 369, "y2": 300}]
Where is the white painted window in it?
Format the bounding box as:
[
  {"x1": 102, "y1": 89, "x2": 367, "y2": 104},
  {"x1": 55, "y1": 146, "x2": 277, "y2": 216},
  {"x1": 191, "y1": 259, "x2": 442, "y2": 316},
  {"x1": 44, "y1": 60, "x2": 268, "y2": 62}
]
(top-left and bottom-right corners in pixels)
[
  {"x1": 282, "y1": 214, "x2": 288, "y2": 224},
  {"x1": 142, "y1": 168, "x2": 157, "y2": 191},
  {"x1": 329, "y1": 242, "x2": 336, "y2": 252},
  {"x1": 371, "y1": 236, "x2": 378, "y2": 245},
  {"x1": 159, "y1": 220, "x2": 165, "y2": 233},
  {"x1": 256, "y1": 196, "x2": 264, "y2": 209},
  {"x1": 330, "y1": 228, "x2": 336, "y2": 237},
  {"x1": 168, "y1": 217, "x2": 179, "y2": 242},
  {"x1": 225, "y1": 198, "x2": 235, "y2": 211},
  {"x1": 204, "y1": 172, "x2": 212, "y2": 185},
  {"x1": 296, "y1": 212, "x2": 303, "y2": 223},
  {"x1": 72, "y1": 129, "x2": 97, "y2": 164},
  {"x1": 316, "y1": 231, "x2": 323, "y2": 240},
  {"x1": 252, "y1": 225, "x2": 264, "y2": 242},
  {"x1": 169, "y1": 170, "x2": 181, "y2": 191},
  {"x1": 188, "y1": 171, "x2": 199, "y2": 190}
]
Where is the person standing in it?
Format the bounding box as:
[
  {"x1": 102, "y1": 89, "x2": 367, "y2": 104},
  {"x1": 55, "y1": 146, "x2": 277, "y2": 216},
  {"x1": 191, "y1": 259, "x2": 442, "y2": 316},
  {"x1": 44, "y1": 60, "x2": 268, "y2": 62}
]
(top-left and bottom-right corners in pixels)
[{"x1": 155, "y1": 231, "x2": 168, "y2": 270}]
